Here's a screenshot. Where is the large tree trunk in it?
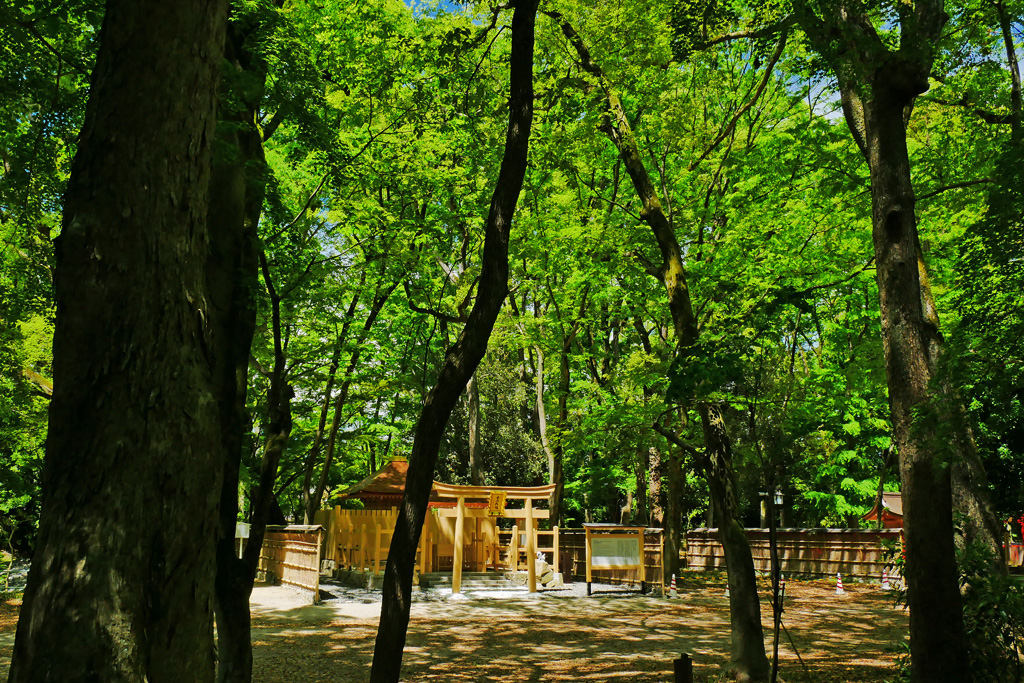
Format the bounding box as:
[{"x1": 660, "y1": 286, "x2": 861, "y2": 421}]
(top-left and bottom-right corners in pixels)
[
  {"x1": 369, "y1": 3, "x2": 537, "y2": 680},
  {"x1": 793, "y1": 3, "x2": 991, "y2": 677},
  {"x1": 9, "y1": 1, "x2": 228, "y2": 680},
  {"x1": 863, "y1": 92, "x2": 970, "y2": 683}
]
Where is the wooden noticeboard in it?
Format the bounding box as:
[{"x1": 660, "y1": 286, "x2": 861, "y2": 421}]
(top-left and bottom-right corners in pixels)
[{"x1": 584, "y1": 524, "x2": 647, "y2": 594}]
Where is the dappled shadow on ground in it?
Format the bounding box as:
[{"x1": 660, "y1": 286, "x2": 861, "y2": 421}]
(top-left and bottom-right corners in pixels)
[
  {"x1": 250, "y1": 579, "x2": 907, "y2": 683},
  {"x1": 0, "y1": 581, "x2": 905, "y2": 682}
]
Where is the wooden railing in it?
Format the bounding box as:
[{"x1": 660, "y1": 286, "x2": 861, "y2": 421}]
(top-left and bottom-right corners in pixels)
[
  {"x1": 314, "y1": 508, "x2": 402, "y2": 575},
  {"x1": 498, "y1": 526, "x2": 560, "y2": 574}
]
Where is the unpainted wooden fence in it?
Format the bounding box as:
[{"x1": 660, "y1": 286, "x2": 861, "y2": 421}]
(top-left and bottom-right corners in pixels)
[
  {"x1": 258, "y1": 526, "x2": 323, "y2": 600},
  {"x1": 685, "y1": 527, "x2": 903, "y2": 579}
]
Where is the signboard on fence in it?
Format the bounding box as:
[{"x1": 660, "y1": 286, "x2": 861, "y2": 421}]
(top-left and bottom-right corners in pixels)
[
  {"x1": 590, "y1": 536, "x2": 641, "y2": 568},
  {"x1": 583, "y1": 524, "x2": 648, "y2": 594}
]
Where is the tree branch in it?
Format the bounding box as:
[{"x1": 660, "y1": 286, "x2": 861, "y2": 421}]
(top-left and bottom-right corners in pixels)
[{"x1": 688, "y1": 29, "x2": 789, "y2": 172}]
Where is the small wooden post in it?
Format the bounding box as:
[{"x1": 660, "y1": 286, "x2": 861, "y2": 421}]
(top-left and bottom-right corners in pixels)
[
  {"x1": 359, "y1": 523, "x2": 367, "y2": 572},
  {"x1": 510, "y1": 525, "x2": 519, "y2": 571},
  {"x1": 673, "y1": 653, "x2": 693, "y2": 683},
  {"x1": 585, "y1": 526, "x2": 593, "y2": 595},
  {"x1": 453, "y1": 495, "x2": 466, "y2": 593},
  {"x1": 419, "y1": 517, "x2": 429, "y2": 576},
  {"x1": 638, "y1": 526, "x2": 646, "y2": 593},
  {"x1": 553, "y1": 525, "x2": 560, "y2": 575},
  {"x1": 526, "y1": 498, "x2": 537, "y2": 592},
  {"x1": 375, "y1": 523, "x2": 383, "y2": 575}
]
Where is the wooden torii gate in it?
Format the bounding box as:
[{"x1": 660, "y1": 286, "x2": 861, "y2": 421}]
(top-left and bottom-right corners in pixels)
[{"x1": 431, "y1": 482, "x2": 556, "y2": 594}]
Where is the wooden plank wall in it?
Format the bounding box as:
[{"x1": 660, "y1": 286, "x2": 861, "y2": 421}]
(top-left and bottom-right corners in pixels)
[
  {"x1": 259, "y1": 529, "x2": 322, "y2": 599},
  {"x1": 560, "y1": 529, "x2": 664, "y2": 587},
  {"x1": 314, "y1": 507, "x2": 399, "y2": 573},
  {"x1": 685, "y1": 528, "x2": 903, "y2": 578}
]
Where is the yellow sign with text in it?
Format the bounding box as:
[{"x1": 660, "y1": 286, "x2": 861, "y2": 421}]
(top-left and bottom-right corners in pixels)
[{"x1": 487, "y1": 490, "x2": 507, "y2": 517}]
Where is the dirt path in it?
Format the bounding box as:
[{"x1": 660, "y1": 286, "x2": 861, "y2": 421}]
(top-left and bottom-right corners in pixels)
[{"x1": 0, "y1": 576, "x2": 906, "y2": 682}]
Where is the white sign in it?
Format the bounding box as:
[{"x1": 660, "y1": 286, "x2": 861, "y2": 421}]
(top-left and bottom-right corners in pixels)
[
  {"x1": 590, "y1": 537, "x2": 641, "y2": 568},
  {"x1": 235, "y1": 522, "x2": 250, "y2": 539}
]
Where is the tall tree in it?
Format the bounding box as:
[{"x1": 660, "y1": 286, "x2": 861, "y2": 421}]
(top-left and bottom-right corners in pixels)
[
  {"x1": 369, "y1": 1, "x2": 539, "y2": 680},
  {"x1": 547, "y1": 10, "x2": 774, "y2": 679},
  {"x1": 792, "y1": 2, "x2": 986, "y2": 680},
  {"x1": 9, "y1": 0, "x2": 229, "y2": 679}
]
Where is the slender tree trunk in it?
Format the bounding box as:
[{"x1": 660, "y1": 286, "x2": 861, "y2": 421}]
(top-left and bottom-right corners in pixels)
[
  {"x1": 635, "y1": 442, "x2": 649, "y2": 527},
  {"x1": 205, "y1": 17, "x2": 289, "y2": 681},
  {"x1": 467, "y1": 373, "x2": 483, "y2": 485},
  {"x1": 215, "y1": 246, "x2": 292, "y2": 683},
  {"x1": 308, "y1": 282, "x2": 397, "y2": 522},
  {"x1": 10, "y1": 0, "x2": 228, "y2": 679},
  {"x1": 369, "y1": 4, "x2": 537, "y2": 679},
  {"x1": 302, "y1": 337, "x2": 343, "y2": 524},
  {"x1": 664, "y1": 447, "x2": 684, "y2": 580},
  {"x1": 701, "y1": 404, "x2": 770, "y2": 680},
  {"x1": 551, "y1": 14, "x2": 769, "y2": 677},
  {"x1": 535, "y1": 345, "x2": 566, "y2": 525}
]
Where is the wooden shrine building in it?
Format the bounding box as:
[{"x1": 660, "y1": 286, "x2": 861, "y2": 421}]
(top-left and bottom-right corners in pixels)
[
  {"x1": 315, "y1": 458, "x2": 557, "y2": 593},
  {"x1": 861, "y1": 491, "x2": 903, "y2": 528}
]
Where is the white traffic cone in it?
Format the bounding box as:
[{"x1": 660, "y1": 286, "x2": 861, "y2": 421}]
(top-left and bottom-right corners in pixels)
[
  {"x1": 836, "y1": 572, "x2": 845, "y2": 595},
  {"x1": 670, "y1": 574, "x2": 678, "y2": 598},
  {"x1": 725, "y1": 582, "x2": 730, "y2": 598},
  {"x1": 881, "y1": 568, "x2": 891, "y2": 590}
]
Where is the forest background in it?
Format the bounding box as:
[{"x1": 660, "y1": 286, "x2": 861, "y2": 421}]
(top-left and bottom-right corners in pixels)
[{"x1": 1, "y1": 0, "x2": 1022, "y2": 583}]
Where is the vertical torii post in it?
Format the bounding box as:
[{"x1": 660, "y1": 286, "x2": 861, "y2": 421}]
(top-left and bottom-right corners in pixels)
[
  {"x1": 526, "y1": 498, "x2": 536, "y2": 592},
  {"x1": 453, "y1": 495, "x2": 466, "y2": 594}
]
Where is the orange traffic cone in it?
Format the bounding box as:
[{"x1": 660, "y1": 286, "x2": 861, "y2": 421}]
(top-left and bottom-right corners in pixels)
[
  {"x1": 670, "y1": 574, "x2": 678, "y2": 598},
  {"x1": 836, "y1": 573, "x2": 845, "y2": 595}
]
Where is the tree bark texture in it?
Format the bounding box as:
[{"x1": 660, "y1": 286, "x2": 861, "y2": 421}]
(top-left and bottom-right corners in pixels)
[
  {"x1": 369, "y1": 3, "x2": 537, "y2": 680},
  {"x1": 9, "y1": 1, "x2": 228, "y2": 680},
  {"x1": 701, "y1": 404, "x2": 770, "y2": 681},
  {"x1": 204, "y1": 18, "x2": 282, "y2": 682},
  {"x1": 792, "y1": 4, "x2": 997, "y2": 679},
  {"x1": 865, "y1": 92, "x2": 970, "y2": 683}
]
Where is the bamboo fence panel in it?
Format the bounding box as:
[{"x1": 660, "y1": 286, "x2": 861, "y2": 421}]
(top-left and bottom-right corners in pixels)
[
  {"x1": 258, "y1": 528, "x2": 322, "y2": 600},
  {"x1": 684, "y1": 527, "x2": 903, "y2": 578}
]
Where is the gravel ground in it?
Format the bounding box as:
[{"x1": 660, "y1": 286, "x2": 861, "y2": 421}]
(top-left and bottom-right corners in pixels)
[
  {"x1": 0, "y1": 560, "x2": 29, "y2": 594},
  {"x1": 1, "y1": 572, "x2": 907, "y2": 682}
]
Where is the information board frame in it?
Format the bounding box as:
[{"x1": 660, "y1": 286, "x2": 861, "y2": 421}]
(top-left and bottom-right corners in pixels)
[{"x1": 584, "y1": 523, "x2": 647, "y2": 595}]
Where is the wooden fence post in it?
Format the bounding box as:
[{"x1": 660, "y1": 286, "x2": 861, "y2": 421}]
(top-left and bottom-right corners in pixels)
[
  {"x1": 553, "y1": 526, "x2": 559, "y2": 575},
  {"x1": 673, "y1": 654, "x2": 692, "y2": 683},
  {"x1": 526, "y1": 499, "x2": 536, "y2": 592},
  {"x1": 510, "y1": 525, "x2": 519, "y2": 571},
  {"x1": 375, "y1": 523, "x2": 383, "y2": 575},
  {"x1": 359, "y1": 523, "x2": 367, "y2": 572}
]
